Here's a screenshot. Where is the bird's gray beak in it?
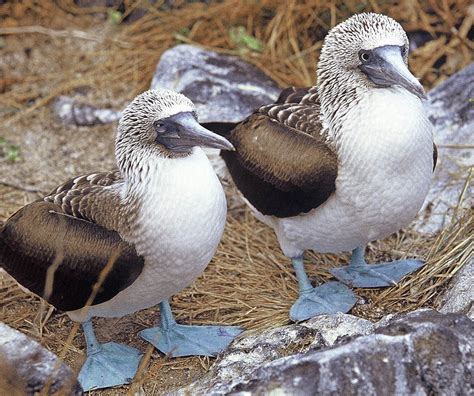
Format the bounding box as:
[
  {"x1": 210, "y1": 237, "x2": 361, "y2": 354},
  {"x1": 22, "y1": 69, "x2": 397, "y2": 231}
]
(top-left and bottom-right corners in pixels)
[
  {"x1": 359, "y1": 45, "x2": 426, "y2": 100},
  {"x1": 155, "y1": 112, "x2": 234, "y2": 153}
]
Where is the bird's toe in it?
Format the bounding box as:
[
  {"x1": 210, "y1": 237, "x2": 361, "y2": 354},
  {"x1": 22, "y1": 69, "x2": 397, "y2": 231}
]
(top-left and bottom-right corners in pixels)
[
  {"x1": 331, "y1": 259, "x2": 424, "y2": 288},
  {"x1": 290, "y1": 281, "x2": 357, "y2": 321}
]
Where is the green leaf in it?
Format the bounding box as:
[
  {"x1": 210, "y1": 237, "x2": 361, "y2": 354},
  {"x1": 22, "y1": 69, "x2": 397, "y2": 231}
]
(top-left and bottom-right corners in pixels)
[
  {"x1": 6, "y1": 146, "x2": 20, "y2": 162},
  {"x1": 178, "y1": 27, "x2": 191, "y2": 37},
  {"x1": 107, "y1": 9, "x2": 123, "y2": 25},
  {"x1": 229, "y1": 26, "x2": 264, "y2": 53}
]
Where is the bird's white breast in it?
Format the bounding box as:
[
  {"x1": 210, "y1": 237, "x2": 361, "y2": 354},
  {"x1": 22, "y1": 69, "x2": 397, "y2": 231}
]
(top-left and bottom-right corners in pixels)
[
  {"x1": 70, "y1": 148, "x2": 227, "y2": 320},
  {"x1": 271, "y1": 88, "x2": 434, "y2": 257}
]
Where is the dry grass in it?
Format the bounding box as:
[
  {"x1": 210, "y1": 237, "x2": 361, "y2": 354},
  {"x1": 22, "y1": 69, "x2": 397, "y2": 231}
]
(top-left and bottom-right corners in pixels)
[
  {"x1": 0, "y1": 0, "x2": 473, "y2": 394},
  {"x1": 0, "y1": 0, "x2": 472, "y2": 121},
  {"x1": 0, "y1": 199, "x2": 472, "y2": 394}
]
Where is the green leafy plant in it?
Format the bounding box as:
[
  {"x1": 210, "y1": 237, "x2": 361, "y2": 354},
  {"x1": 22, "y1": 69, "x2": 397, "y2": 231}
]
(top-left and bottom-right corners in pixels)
[
  {"x1": 0, "y1": 137, "x2": 21, "y2": 163},
  {"x1": 175, "y1": 27, "x2": 191, "y2": 43},
  {"x1": 178, "y1": 27, "x2": 191, "y2": 37},
  {"x1": 229, "y1": 26, "x2": 264, "y2": 53},
  {"x1": 107, "y1": 9, "x2": 123, "y2": 25},
  {"x1": 6, "y1": 146, "x2": 20, "y2": 162}
]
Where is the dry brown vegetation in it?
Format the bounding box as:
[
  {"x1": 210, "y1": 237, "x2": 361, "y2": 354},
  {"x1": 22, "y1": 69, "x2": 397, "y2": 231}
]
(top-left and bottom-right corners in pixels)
[
  {"x1": 0, "y1": 1, "x2": 473, "y2": 394},
  {"x1": 1, "y1": 0, "x2": 473, "y2": 118}
]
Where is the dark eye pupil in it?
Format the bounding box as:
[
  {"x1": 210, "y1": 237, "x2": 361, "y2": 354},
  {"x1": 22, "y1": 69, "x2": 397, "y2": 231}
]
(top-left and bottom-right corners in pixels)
[
  {"x1": 361, "y1": 52, "x2": 370, "y2": 62},
  {"x1": 154, "y1": 121, "x2": 166, "y2": 133}
]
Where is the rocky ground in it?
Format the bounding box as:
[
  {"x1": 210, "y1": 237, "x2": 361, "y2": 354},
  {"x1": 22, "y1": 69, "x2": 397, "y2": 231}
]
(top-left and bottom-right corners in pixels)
[
  {"x1": 183, "y1": 309, "x2": 473, "y2": 395},
  {"x1": 0, "y1": 4, "x2": 472, "y2": 395},
  {"x1": 2, "y1": 43, "x2": 473, "y2": 395}
]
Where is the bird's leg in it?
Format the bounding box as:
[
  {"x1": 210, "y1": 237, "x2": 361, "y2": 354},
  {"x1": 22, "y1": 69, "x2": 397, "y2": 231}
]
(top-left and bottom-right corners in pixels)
[
  {"x1": 330, "y1": 245, "x2": 424, "y2": 288},
  {"x1": 289, "y1": 255, "x2": 357, "y2": 322},
  {"x1": 157, "y1": 299, "x2": 177, "y2": 328},
  {"x1": 139, "y1": 299, "x2": 242, "y2": 357},
  {"x1": 78, "y1": 319, "x2": 143, "y2": 392},
  {"x1": 83, "y1": 319, "x2": 100, "y2": 354}
]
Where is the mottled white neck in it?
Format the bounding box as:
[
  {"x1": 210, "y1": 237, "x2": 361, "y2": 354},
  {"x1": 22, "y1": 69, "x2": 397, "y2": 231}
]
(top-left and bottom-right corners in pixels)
[
  {"x1": 119, "y1": 148, "x2": 195, "y2": 207},
  {"x1": 317, "y1": 72, "x2": 368, "y2": 143}
]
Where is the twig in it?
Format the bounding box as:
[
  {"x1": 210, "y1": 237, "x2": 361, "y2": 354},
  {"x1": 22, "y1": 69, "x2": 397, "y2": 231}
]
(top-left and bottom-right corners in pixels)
[
  {"x1": 3, "y1": 78, "x2": 95, "y2": 128},
  {"x1": 0, "y1": 26, "x2": 133, "y2": 49},
  {"x1": 0, "y1": 180, "x2": 47, "y2": 194}
]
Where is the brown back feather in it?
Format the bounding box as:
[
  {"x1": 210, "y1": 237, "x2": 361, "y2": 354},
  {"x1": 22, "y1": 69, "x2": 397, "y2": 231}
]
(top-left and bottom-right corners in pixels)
[
  {"x1": 45, "y1": 171, "x2": 124, "y2": 230},
  {"x1": 220, "y1": 87, "x2": 337, "y2": 218}
]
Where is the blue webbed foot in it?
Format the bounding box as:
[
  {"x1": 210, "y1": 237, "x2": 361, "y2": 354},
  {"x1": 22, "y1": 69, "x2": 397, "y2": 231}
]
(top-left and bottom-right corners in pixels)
[
  {"x1": 289, "y1": 256, "x2": 357, "y2": 322},
  {"x1": 330, "y1": 246, "x2": 425, "y2": 288},
  {"x1": 140, "y1": 323, "x2": 242, "y2": 357},
  {"x1": 290, "y1": 280, "x2": 357, "y2": 321},
  {"x1": 139, "y1": 300, "x2": 242, "y2": 357},
  {"x1": 78, "y1": 321, "x2": 142, "y2": 391}
]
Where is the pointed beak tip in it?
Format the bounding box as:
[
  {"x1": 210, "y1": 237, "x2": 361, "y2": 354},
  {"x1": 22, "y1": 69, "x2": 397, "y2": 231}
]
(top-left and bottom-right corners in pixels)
[
  {"x1": 224, "y1": 141, "x2": 235, "y2": 151},
  {"x1": 207, "y1": 132, "x2": 234, "y2": 151},
  {"x1": 413, "y1": 80, "x2": 427, "y2": 100},
  {"x1": 413, "y1": 85, "x2": 427, "y2": 100},
  {"x1": 200, "y1": 129, "x2": 234, "y2": 151}
]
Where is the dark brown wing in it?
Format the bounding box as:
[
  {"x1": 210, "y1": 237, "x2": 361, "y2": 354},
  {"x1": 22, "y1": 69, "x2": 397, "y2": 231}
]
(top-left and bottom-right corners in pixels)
[
  {"x1": 0, "y1": 172, "x2": 144, "y2": 312},
  {"x1": 205, "y1": 87, "x2": 337, "y2": 218},
  {"x1": 45, "y1": 171, "x2": 123, "y2": 230}
]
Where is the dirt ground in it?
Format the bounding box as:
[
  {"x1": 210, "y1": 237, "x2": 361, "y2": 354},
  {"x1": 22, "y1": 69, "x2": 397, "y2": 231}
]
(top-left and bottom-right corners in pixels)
[{"x1": 0, "y1": 2, "x2": 472, "y2": 395}]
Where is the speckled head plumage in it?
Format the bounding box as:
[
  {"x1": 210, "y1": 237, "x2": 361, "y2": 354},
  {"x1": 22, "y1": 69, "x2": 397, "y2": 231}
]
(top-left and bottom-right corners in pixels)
[
  {"x1": 119, "y1": 89, "x2": 197, "y2": 133},
  {"x1": 116, "y1": 89, "x2": 196, "y2": 160},
  {"x1": 316, "y1": 13, "x2": 425, "y2": 135},
  {"x1": 318, "y1": 13, "x2": 408, "y2": 71},
  {"x1": 115, "y1": 89, "x2": 233, "y2": 175}
]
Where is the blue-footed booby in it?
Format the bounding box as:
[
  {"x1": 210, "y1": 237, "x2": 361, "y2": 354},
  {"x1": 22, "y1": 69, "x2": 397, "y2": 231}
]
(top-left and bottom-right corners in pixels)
[
  {"x1": 0, "y1": 89, "x2": 242, "y2": 391},
  {"x1": 204, "y1": 13, "x2": 437, "y2": 321}
]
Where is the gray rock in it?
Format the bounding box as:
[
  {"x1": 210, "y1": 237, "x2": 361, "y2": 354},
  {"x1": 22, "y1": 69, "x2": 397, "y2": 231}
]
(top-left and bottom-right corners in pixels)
[
  {"x1": 0, "y1": 322, "x2": 82, "y2": 395},
  {"x1": 151, "y1": 44, "x2": 280, "y2": 123},
  {"x1": 53, "y1": 96, "x2": 122, "y2": 126},
  {"x1": 151, "y1": 44, "x2": 281, "y2": 188},
  {"x1": 181, "y1": 314, "x2": 374, "y2": 395},
  {"x1": 52, "y1": 44, "x2": 279, "y2": 128},
  {"x1": 415, "y1": 62, "x2": 474, "y2": 233},
  {"x1": 439, "y1": 258, "x2": 474, "y2": 319},
  {"x1": 182, "y1": 310, "x2": 473, "y2": 395}
]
